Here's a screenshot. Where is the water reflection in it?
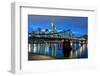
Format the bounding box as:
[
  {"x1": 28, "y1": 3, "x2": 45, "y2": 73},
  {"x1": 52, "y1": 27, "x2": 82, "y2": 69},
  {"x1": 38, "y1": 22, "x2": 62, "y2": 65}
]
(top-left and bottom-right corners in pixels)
[{"x1": 28, "y1": 40, "x2": 88, "y2": 59}]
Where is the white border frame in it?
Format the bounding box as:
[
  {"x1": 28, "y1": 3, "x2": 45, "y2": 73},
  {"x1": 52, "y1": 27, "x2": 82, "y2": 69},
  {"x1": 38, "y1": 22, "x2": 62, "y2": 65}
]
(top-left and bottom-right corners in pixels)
[{"x1": 11, "y1": 2, "x2": 97, "y2": 74}]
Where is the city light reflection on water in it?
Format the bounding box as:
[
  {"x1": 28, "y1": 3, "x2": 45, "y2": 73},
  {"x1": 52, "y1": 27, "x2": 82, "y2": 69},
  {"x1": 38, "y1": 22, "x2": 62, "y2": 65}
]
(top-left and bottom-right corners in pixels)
[{"x1": 28, "y1": 41, "x2": 88, "y2": 59}]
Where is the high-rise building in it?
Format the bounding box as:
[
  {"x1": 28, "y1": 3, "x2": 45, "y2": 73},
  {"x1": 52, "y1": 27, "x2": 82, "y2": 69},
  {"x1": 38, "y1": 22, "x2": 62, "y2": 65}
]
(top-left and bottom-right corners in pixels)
[{"x1": 51, "y1": 22, "x2": 57, "y2": 33}]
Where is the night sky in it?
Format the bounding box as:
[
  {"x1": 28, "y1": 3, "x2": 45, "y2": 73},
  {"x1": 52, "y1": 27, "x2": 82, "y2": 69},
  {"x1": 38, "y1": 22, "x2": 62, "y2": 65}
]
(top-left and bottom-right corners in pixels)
[{"x1": 28, "y1": 15, "x2": 88, "y2": 36}]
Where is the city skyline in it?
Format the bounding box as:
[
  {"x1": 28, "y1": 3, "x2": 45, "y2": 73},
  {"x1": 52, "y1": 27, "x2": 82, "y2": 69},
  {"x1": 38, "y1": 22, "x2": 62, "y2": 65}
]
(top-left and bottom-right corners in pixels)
[
  {"x1": 28, "y1": 15, "x2": 88, "y2": 36},
  {"x1": 28, "y1": 15, "x2": 88, "y2": 60}
]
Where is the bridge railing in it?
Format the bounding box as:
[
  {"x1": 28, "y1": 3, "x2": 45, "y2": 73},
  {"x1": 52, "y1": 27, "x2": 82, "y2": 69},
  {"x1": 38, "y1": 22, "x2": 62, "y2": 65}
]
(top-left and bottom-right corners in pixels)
[{"x1": 28, "y1": 32, "x2": 86, "y2": 40}]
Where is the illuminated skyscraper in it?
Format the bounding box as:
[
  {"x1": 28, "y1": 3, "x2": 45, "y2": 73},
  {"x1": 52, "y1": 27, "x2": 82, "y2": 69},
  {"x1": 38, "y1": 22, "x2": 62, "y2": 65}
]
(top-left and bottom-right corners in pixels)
[{"x1": 51, "y1": 22, "x2": 57, "y2": 33}]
